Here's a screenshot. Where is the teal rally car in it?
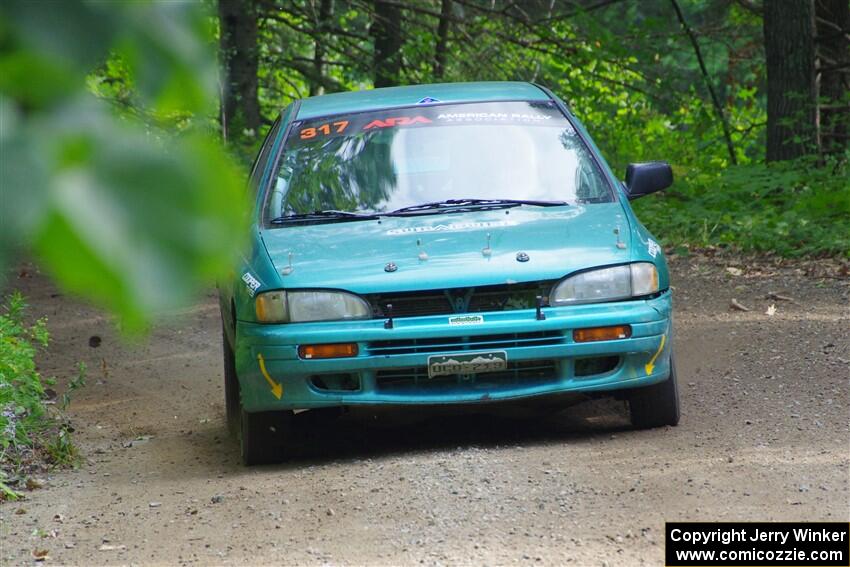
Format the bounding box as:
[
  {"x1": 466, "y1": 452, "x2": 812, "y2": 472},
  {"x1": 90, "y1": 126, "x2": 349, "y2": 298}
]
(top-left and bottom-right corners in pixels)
[{"x1": 219, "y1": 81, "x2": 680, "y2": 465}]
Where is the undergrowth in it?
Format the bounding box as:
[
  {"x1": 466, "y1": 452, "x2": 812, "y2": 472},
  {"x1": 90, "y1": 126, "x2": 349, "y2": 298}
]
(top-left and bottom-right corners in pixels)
[
  {"x1": 0, "y1": 292, "x2": 86, "y2": 501},
  {"x1": 633, "y1": 154, "x2": 850, "y2": 257}
]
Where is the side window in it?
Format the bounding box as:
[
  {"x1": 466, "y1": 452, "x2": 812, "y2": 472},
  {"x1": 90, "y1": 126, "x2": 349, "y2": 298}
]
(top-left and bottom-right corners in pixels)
[{"x1": 248, "y1": 117, "x2": 282, "y2": 195}]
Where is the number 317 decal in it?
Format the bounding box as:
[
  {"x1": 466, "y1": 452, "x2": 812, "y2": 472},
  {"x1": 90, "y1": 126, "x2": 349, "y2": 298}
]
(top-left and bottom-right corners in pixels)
[{"x1": 300, "y1": 120, "x2": 349, "y2": 139}]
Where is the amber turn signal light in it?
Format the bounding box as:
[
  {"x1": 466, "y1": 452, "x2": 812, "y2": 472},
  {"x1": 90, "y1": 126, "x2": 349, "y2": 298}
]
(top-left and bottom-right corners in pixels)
[
  {"x1": 573, "y1": 325, "x2": 632, "y2": 343},
  {"x1": 298, "y1": 343, "x2": 359, "y2": 359}
]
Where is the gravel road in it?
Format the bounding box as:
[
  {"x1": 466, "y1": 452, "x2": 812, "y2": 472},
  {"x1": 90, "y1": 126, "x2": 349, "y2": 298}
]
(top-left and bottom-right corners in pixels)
[{"x1": 2, "y1": 257, "x2": 848, "y2": 565}]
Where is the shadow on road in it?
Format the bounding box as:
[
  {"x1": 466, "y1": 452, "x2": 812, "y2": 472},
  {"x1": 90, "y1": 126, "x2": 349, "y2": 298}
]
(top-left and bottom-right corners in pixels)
[{"x1": 245, "y1": 397, "x2": 636, "y2": 468}]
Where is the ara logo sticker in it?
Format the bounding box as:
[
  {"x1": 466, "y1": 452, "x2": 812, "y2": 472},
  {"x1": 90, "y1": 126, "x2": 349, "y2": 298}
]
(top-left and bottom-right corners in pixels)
[
  {"x1": 647, "y1": 239, "x2": 661, "y2": 258},
  {"x1": 448, "y1": 315, "x2": 485, "y2": 326},
  {"x1": 241, "y1": 272, "x2": 261, "y2": 297},
  {"x1": 363, "y1": 116, "x2": 432, "y2": 130}
]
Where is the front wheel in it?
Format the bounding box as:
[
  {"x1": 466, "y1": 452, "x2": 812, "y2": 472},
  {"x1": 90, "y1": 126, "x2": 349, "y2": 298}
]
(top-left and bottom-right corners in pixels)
[
  {"x1": 239, "y1": 407, "x2": 292, "y2": 466},
  {"x1": 222, "y1": 323, "x2": 240, "y2": 437},
  {"x1": 628, "y1": 357, "x2": 681, "y2": 429}
]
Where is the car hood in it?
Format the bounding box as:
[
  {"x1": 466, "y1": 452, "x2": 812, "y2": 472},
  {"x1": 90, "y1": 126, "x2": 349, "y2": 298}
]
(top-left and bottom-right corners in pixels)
[{"x1": 260, "y1": 204, "x2": 631, "y2": 294}]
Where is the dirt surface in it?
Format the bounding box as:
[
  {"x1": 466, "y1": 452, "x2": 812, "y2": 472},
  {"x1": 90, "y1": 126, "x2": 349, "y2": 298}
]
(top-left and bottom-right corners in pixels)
[{"x1": 2, "y1": 257, "x2": 849, "y2": 566}]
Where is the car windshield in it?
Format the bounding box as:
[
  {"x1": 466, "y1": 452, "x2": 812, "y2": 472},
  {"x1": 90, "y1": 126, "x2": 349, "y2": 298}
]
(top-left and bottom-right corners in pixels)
[{"x1": 266, "y1": 100, "x2": 612, "y2": 224}]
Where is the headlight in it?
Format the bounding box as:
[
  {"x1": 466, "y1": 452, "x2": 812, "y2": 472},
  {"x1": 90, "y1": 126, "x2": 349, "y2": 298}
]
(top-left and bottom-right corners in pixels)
[
  {"x1": 550, "y1": 263, "x2": 659, "y2": 305},
  {"x1": 630, "y1": 262, "x2": 660, "y2": 296},
  {"x1": 255, "y1": 290, "x2": 371, "y2": 323}
]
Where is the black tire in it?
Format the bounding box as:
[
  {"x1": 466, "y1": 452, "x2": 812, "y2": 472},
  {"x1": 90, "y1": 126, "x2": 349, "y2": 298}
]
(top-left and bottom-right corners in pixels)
[
  {"x1": 239, "y1": 407, "x2": 292, "y2": 466},
  {"x1": 222, "y1": 323, "x2": 240, "y2": 438},
  {"x1": 628, "y1": 357, "x2": 681, "y2": 429}
]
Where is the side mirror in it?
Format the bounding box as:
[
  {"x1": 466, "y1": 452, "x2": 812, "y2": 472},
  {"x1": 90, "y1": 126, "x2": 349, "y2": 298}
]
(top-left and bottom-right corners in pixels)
[{"x1": 625, "y1": 162, "x2": 673, "y2": 200}]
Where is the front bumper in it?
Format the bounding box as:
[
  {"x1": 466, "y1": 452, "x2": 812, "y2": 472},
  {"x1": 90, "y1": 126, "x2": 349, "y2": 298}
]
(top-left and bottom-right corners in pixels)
[{"x1": 235, "y1": 291, "x2": 673, "y2": 412}]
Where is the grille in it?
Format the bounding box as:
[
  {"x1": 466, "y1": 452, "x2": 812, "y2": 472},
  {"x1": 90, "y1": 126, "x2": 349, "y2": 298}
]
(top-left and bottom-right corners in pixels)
[
  {"x1": 371, "y1": 291, "x2": 452, "y2": 318},
  {"x1": 367, "y1": 280, "x2": 555, "y2": 318},
  {"x1": 375, "y1": 360, "x2": 559, "y2": 392},
  {"x1": 368, "y1": 330, "x2": 565, "y2": 356}
]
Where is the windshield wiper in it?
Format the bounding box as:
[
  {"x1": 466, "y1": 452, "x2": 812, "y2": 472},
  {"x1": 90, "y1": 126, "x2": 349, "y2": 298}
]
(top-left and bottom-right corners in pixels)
[
  {"x1": 386, "y1": 198, "x2": 569, "y2": 216},
  {"x1": 270, "y1": 210, "x2": 379, "y2": 224}
]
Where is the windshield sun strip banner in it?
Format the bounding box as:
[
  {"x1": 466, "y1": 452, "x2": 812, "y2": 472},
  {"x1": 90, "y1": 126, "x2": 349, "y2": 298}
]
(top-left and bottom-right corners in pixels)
[{"x1": 286, "y1": 101, "x2": 573, "y2": 148}]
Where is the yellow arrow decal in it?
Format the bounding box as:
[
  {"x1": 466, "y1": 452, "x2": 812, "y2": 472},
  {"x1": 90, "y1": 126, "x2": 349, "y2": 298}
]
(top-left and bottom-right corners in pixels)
[
  {"x1": 257, "y1": 354, "x2": 283, "y2": 400},
  {"x1": 644, "y1": 334, "x2": 667, "y2": 375}
]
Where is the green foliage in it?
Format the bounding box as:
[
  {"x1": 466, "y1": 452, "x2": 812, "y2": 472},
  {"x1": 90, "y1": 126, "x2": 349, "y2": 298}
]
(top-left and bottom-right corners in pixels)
[
  {"x1": 60, "y1": 363, "x2": 87, "y2": 412},
  {"x1": 0, "y1": 293, "x2": 86, "y2": 499},
  {"x1": 45, "y1": 424, "x2": 79, "y2": 467},
  {"x1": 0, "y1": 1, "x2": 248, "y2": 331},
  {"x1": 0, "y1": 292, "x2": 48, "y2": 451},
  {"x1": 633, "y1": 154, "x2": 850, "y2": 257}
]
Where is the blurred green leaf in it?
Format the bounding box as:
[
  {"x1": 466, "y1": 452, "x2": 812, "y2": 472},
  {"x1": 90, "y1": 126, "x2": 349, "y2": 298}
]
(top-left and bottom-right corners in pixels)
[
  {"x1": 0, "y1": 1, "x2": 248, "y2": 331},
  {"x1": 117, "y1": 2, "x2": 218, "y2": 116},
  {"x1": 1, "y1": 0, "x2": 118, "y2": 72}
]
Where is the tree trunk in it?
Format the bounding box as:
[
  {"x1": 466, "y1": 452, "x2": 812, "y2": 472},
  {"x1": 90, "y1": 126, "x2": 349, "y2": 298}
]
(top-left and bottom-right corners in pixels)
[
  {"x1": 310, "y1": 0, "x2": 335, "y2": 96},
  {"x1": 763, "y1": 0, "x2": 818, "y2": 162},
  {"x1": 433, "y1": 0, "x2": 452, "y2": 80},
  {"x1": 816, "y1": 0, "x2": 849, "y2": 155},
  {"x1": 218, "y1": 0, "x2": 261, "y2": 140},
  {"x1": 372, "y1": 0, "x2": 403, "y2": 88}
]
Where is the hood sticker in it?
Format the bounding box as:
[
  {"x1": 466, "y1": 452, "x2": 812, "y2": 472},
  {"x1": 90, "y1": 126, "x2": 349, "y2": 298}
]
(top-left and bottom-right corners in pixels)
[
  {"x1": 387, "y1": 220, "x2": 517, "y2": 235},
  {"x1": 647, "y1": 238, "x2": 661, "y2": 258},
  {"x1": 242, "y1": 272, "x2": 261, "y2": 297},
  {"x1": 449, "y1": 315, "x2": 484, "y2": 326}
]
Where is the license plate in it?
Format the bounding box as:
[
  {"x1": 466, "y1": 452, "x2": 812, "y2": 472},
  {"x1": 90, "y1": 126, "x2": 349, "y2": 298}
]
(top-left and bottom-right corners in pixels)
[{"x1": 427, "y1": 351, "x2": 508, "y2": 378}]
